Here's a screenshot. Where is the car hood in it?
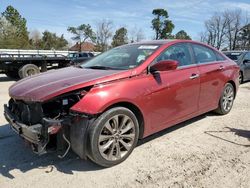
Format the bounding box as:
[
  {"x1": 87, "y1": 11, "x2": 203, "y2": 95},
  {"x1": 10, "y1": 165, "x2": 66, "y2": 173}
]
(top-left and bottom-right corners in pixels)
[{"x1": 9, "y1": 67, "x2": 131, "y2": 102}]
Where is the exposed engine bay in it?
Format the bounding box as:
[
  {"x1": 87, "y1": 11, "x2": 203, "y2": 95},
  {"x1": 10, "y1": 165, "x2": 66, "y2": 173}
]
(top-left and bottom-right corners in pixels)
[{"x1": 4, "y1": 87, "x2": 92, "y2": 158}]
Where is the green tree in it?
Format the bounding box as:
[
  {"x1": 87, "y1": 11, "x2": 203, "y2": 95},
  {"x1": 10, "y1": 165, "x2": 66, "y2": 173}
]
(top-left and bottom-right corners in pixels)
[
  {"x1": 0, "y1": 16, "x2": 17, "y2": 48},
  {"x1": 67, "y1": 24, "x2": 96, "y2": 51},
  {"x1": 39, "y1": 30, "x2": 68, "y2": 50},
  {"x1": 238, "y1": 24, "x2": 250, "y2": 50},
  {"x1": 151, "y1": 9, "x2": 174, "y2": 39},
  {"x1": 1, "y1": 5, "x2": 29, "y2": 48},
  {"x1": 111, "y1": 27, "x2": 128, "y2": 47},
  {"x1": 175, "y1": 30, "x2": 191, "y2": 40}
]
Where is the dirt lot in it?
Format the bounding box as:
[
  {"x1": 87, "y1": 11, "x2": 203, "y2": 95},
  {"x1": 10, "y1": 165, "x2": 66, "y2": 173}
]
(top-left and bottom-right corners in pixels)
[{"x1": 0, "y1": 74, "x2": 249, "y2": 188}]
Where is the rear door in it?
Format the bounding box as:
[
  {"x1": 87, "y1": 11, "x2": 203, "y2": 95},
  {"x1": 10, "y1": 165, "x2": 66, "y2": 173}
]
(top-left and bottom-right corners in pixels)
[{"x1": 191, "y1": 44, "x2": 226, "y2": 112}]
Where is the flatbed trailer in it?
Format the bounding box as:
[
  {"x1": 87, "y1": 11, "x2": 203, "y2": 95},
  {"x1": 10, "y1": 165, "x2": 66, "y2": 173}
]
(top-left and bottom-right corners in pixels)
[{"x1": 0, "y1": 49, "x2": 75, "y2": 79}]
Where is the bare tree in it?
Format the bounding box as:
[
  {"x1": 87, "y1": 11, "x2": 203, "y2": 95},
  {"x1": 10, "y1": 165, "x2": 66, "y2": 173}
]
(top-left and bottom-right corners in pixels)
[
  {"x1": 200, "y1": 9, "x2": 248, "y2": 50},
  {"x1": 198, "y1": 31, "x2": 208, "y2": 43},
  {"x1": 224, "y1": 10, "x2": 242, "y2": 50},
  {"x1": 95, "y1": 19, "x2": 113, "y2": 52},
  {"x1": 129, "y1": 26, "x2": 145, "y2": 43},
  {"x1": 204, "y1": 12, "x2": 228, "y2": 49},
  {"x1": 29, "y1": 29, "x2": 42, "y2": 49}
]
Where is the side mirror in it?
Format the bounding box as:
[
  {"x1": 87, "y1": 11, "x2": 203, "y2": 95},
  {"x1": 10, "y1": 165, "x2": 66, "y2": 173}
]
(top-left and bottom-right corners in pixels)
[
  {"x1": 243, "y1": 59, "x2": 250, "y2": 64},
  {"x1": 150, "y1": 60, "x2": 178, "y2": 73}
]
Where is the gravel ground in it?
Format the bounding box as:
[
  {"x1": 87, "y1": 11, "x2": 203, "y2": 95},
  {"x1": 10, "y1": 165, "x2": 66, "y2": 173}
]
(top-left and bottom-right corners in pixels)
[{"x1": 0, "y1": 74, "x2": 249, "y2": 188}]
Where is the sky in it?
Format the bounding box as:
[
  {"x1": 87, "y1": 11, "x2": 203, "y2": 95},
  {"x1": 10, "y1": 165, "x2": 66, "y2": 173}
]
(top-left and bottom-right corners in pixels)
[{"x1": 1, "y1": 0, "x2": 250, "y2": 43}]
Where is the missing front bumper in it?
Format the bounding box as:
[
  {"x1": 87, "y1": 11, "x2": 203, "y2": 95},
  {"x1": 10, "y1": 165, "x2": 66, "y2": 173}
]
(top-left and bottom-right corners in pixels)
[
  {"x1": 4, "y1": 104, "x2": 64, "y2": 154},
  {"x1": 4, "y1": 104, "x2": 92, "y2": 159},
  {"x1": 4, "y1": 104, "x2": 43, "y2": 144}
]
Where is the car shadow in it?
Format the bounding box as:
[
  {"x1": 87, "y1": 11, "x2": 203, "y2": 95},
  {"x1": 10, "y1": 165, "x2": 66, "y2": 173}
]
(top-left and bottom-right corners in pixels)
[
  {"x1": 204, "y1": 127, "x2": 250, "y2": 147},
  {"x1": 0, "y1": 112, "x2": 226, "y2": 179},
  {"x1": 241, "y1": 80, "x2": 250, "y2": 90},
  {"x1": 0, "y1": 124, "x2": 102, "y2": 179},
  {"x1": 138, "y1": 113, "x2": 208, "y2": 146}
]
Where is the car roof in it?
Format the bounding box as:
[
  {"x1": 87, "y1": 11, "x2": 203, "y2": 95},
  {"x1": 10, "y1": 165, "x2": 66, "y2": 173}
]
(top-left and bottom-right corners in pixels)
[
  {"x1": 223, "y1": 51, "x2": 248, "y2": 54},
  {"x1": 130, "y1": 39, "x2": 219, "y2": 47},
  {"x1": 133, "y1": 39, "x2": 201, "y2": 45}
]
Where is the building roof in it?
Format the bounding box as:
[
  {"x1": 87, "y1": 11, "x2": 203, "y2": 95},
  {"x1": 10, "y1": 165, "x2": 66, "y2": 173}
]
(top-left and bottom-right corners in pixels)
[{"x1": 69, "y1": 42, "x2": 95, "y2": 52}]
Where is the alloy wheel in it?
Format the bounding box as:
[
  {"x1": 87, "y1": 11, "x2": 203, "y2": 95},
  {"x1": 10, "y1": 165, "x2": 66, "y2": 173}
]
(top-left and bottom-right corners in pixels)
[
  {"x1": 98, "y1": 114, "x2": 136, "y2": 161},
  {"x1": 222, "y1": 85, "x2": 234, "y2": 112}
]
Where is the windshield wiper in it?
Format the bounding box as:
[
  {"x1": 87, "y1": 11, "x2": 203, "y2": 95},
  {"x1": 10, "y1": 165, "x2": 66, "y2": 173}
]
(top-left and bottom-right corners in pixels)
[{"x1": 84, "y1": 65, "x2": 122, "y2": 70}]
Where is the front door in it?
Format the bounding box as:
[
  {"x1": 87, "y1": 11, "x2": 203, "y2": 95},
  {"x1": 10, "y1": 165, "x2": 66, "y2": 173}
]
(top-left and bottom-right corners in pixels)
[{"x1": 145, "y1": 43, "x2": 200, "y2": 132}]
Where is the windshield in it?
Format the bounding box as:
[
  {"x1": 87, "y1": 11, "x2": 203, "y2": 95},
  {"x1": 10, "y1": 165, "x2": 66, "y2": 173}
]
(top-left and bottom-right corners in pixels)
[
  {"x1": 68, "y1": 53, "x2": 77, "y2": 58},
  {"x1": 224, "y1": 52, "x2": 242, "y2": 61},
  {"x1": 81, "y1": 44, "x2": 160, "y2": 70}
]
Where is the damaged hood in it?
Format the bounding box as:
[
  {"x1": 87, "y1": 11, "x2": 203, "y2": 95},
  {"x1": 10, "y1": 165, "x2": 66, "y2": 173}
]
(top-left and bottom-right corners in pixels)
[{"x1": 9, "y1": 67, "x2": 131, "y2": 102}]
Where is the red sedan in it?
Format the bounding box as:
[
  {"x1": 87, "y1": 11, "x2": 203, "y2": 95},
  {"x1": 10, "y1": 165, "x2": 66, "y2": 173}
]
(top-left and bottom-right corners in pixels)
[{"x1": 4, "y1": 40, "x2": 239, "y2": 167}]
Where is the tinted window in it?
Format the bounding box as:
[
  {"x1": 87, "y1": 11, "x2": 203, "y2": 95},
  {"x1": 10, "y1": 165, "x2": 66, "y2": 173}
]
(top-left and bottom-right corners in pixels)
[
  {"x1": 216, "y1": 52, "x2": 226, "y2": 61},
  {"x1": 79, "y1": 53, "x2": 88, "y2": 57},
  {"x1": 243, "y1": 52, "x2": 250, "y2": 60},
  {"x1": 156, "y1": 44, "x2": 193, "y2": 66},
  {"x1": 224, "y1": 52, "x2": 242, "y2": 61},
  {"x1": 88, "y1": 53, "x2": 94, "y2": 57},
  {"x1": 193, "y1": 44, "x2": 217, "y2": 63}
]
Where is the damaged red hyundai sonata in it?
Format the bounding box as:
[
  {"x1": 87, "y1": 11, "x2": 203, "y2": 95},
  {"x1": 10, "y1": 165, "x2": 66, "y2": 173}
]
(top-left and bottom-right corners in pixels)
[{"x1": 4, "y1": 40, "x2": 239, "y2": 167}]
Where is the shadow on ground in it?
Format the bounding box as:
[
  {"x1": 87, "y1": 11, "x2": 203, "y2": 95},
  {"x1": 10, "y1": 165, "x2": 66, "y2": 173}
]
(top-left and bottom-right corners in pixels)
[
  {"x1": 0, "y1": 76, "x2": 17, "y2": 82},
  {"x1": 1, "y1": 111, "x2": 246, "y2": 179},
  {"x1": 0, "y1": 124, "x2": 102, "y2": 179},
  {"x1": 204, "y1": 127, "x2": 250, "y2": 147}
]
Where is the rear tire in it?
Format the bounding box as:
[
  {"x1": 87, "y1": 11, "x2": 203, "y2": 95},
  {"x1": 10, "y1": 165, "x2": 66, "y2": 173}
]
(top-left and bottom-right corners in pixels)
[
  {"x1": 239, "y1": 71, "x2": 243, "y2": 84},
  {"x1": 214, "y1": 83, "x2": 235, "y2": 115},
  {"x1": 19, "y1": 64, "x2": 40, "y2": 79},
  {"x1": 88, "y1": 107, "x2": 139, "y2": 167}
]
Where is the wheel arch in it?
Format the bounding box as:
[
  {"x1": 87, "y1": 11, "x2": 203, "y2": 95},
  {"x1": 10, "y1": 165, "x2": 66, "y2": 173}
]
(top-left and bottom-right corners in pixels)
[
  {"x1": 103, "y1": 101, "x2": 145, "y2": 139},
  {"x1": 227, "y1": 80, "x2": 237, "y2": 99}
]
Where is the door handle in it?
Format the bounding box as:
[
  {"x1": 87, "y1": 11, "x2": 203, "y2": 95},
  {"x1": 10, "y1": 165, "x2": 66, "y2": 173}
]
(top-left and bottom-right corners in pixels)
[
  {"x1": 219, "y1": 65, "x2": 224, "y2": 70},
  {"x1": 190, "y1": 73, "x2": 200, "y2": 80}
]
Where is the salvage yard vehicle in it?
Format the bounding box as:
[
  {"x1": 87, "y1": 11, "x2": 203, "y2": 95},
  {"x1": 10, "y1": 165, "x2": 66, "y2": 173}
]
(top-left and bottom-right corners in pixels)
[
  {"x1": 0, "y1": 49, "x2": 73, "y2": 79},
  {"x1": 4, "y1": 40, "x2": 239, "y2": 167},
  {"x1": 68, "y1": 52, "x2": 94, "y2": 65},
  {"x1": 223, "y1": 51, "x2": 250, "y2": 83}
]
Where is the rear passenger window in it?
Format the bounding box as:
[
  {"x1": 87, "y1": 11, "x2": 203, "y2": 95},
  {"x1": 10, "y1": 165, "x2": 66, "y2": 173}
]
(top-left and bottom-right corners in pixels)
[
  {"x1": 216, "y1": 52, "x2": 226, "y2": 61},
  {"x1": 88, "y1": 53, "x2": 94, "y2": 57},
  {"x1": 193, "y1": 44, "x2": 217, "y2": 64},
  {"x1": 156, "y1": 44, "x2": 193, "y2": 67},
  {"x1": 80, "y1": 53, "x2": 88, "y2": 57}
]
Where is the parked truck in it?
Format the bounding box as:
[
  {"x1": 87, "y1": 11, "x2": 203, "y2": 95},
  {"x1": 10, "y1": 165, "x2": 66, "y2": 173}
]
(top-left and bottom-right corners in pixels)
[{"x1": 0, "y1": 49, "x2": 75, "y2": 79}]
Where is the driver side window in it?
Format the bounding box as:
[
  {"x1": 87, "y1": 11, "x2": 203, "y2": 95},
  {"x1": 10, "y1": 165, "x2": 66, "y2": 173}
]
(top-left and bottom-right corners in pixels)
[{"x1": 156, "y1": 44, "x2": 193, "y2": 67}]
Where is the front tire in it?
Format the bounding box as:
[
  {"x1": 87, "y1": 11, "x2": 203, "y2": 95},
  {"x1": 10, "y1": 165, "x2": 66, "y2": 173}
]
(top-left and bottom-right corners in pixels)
[
  {"x1": 215, "y1": 83, "x2": 235, "y2": 115},
  {"x1": 88, "y1": 107, "x2": 139, "y2": 167}
]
